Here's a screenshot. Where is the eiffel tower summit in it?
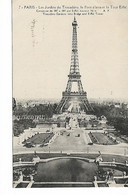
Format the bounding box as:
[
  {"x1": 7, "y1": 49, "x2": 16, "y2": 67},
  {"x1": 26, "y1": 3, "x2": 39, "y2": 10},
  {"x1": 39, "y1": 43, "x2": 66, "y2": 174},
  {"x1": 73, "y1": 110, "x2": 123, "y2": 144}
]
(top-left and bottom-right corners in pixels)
[{"x1": 56, "y1": 17, "x2": 93, "y2": 114}]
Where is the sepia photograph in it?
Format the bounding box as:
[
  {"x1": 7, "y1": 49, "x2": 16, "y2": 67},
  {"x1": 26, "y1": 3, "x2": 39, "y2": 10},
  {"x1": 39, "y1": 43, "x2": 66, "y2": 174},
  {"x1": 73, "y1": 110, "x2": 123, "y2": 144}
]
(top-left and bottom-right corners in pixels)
[{"x1": 12, "y1": 0, "x2": 128, "y2": 188}]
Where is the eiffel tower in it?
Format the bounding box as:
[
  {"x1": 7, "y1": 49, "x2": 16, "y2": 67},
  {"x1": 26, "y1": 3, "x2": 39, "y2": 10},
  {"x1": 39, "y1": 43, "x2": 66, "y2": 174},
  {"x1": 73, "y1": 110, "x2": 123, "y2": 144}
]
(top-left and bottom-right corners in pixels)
[{"x1": 56, "y1": 17, "x2": 93, "y2": 114}]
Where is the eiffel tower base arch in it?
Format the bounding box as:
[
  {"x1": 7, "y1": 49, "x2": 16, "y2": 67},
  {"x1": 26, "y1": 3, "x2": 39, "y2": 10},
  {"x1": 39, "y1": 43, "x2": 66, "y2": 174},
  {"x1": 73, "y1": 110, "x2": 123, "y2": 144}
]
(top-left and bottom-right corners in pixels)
[{"x1": 56, "y1": 92, "x2": 93, "y2": 114}]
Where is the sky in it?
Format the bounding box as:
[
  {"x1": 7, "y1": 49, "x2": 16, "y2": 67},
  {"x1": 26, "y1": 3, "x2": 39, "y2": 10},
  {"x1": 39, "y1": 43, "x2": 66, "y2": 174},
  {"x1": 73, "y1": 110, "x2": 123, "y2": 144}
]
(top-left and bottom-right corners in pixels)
[{"x1": 13, "y1": 0, "x2": 128, "y2": 101}]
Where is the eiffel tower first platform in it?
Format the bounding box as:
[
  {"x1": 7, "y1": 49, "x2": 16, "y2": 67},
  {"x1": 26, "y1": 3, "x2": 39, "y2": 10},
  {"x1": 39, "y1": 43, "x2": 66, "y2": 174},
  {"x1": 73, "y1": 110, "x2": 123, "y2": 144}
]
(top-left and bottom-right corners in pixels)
[{"x1": 56, "y1": 17, "x2": 93, "y2": 114}]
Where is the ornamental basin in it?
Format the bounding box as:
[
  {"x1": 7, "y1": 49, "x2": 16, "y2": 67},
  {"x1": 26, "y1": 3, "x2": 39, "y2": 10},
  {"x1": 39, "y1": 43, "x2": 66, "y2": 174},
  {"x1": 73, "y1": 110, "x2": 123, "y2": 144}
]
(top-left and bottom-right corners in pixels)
[{"x1": 33, "y1": 158, "x2": 98, "y2": 182}]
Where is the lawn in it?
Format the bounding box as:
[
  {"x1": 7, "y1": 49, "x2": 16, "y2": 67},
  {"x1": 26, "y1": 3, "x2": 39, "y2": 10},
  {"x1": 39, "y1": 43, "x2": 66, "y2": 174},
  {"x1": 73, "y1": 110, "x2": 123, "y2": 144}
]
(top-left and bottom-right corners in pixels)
[
  {"x1": 22, "y1": 133, "x2": 54, "y2": 145},
  {"x1": 16, "y1": 183, "x2": 29, "y2": 188},
  {"x1": 89, "y1": 132, "x2": 116, "y2": 145}
]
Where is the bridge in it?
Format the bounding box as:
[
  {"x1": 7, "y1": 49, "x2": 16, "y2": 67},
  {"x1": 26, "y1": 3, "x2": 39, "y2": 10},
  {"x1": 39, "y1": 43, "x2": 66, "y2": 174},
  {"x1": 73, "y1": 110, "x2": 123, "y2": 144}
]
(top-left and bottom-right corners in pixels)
[{"x1": 39, "y1": 156, "x2": 95, "y2": 163}]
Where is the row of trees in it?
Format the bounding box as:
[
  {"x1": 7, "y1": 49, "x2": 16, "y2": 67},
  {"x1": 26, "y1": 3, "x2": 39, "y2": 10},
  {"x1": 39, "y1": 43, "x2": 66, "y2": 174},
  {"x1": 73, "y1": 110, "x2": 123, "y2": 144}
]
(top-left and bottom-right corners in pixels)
[
  {"x1": 13, "y1": 103, "x2": 58, "y2": 118},
  {"x1": 93, "y1": 104, "x2": 127, "y2": 118},
  {"x1": 13, "y1": 103, "x2": 58, "y2": 136},
  {"x1": 93, "y1": 104, "x2": 128, "y2": 136},
  {"x1": 107, "y1": 117, "x2": 128, "y2": 136},
  {"x1": 13, "y1": 102, "x2": 128, "y2": 136},
  {"x1": 13, "y1": 119, "x2": 36, "y2": 136}
]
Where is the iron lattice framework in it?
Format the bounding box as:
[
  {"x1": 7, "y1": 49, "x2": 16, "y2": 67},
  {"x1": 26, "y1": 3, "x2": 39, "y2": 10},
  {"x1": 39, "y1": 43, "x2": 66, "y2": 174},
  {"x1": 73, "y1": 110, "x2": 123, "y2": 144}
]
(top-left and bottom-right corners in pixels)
[{"x1": 56, "y1": 17, "x2": 93, "y2": 113}]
